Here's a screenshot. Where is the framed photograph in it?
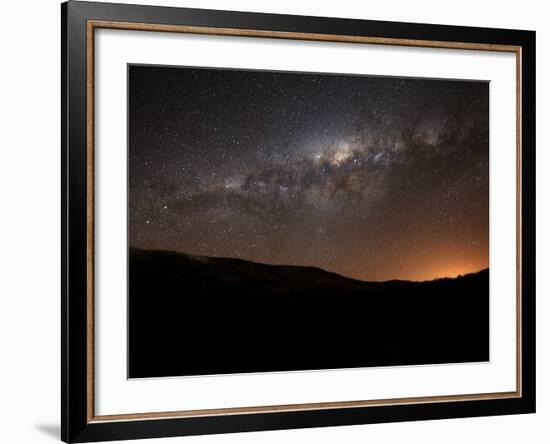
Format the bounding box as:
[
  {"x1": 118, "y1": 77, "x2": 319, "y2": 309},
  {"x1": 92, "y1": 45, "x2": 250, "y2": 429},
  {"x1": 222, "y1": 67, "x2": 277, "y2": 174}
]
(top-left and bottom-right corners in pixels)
[{"x1": 62, "y1": 1, "x2": 535, "y2": 442}]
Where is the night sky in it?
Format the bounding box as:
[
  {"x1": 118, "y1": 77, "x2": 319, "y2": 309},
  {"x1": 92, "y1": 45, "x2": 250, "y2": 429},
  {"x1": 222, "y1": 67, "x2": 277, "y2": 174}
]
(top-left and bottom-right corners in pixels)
[{"x1": 128, "y1": 65, "x2": 489, "y2": 282}]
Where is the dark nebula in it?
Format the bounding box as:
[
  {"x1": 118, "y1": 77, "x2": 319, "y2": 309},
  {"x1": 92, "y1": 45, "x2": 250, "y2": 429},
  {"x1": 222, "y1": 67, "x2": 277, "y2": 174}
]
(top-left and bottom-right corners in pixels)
[{"x1": 128, "y1": 65, "x2": 489, "y2": 281}]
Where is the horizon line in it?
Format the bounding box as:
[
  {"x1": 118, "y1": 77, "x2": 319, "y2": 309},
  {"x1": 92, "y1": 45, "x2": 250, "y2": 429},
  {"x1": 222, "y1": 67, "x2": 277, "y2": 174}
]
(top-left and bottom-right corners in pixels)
[{"x1": 129, "y1": 246, "x2": 489, "y2": 284}]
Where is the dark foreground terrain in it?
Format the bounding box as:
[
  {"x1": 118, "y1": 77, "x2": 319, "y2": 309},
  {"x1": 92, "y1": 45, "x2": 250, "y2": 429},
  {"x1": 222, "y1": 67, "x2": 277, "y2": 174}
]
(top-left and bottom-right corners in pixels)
[{"x1": 129, "y1": 248, "x2": 489, "y2": 378}]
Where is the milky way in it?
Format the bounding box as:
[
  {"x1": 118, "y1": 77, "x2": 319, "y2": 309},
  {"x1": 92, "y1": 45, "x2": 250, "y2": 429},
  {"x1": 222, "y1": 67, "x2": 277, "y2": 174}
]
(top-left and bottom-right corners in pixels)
[{"x1": 129, "y1": 65, "x2": 489, "y2": 281}]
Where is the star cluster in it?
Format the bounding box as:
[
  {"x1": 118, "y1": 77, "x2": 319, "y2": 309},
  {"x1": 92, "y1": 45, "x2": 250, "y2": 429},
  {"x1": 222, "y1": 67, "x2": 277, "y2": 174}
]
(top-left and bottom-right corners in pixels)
[{"x1": 129, "y1": 65, "x2": 489, "y2": 281}]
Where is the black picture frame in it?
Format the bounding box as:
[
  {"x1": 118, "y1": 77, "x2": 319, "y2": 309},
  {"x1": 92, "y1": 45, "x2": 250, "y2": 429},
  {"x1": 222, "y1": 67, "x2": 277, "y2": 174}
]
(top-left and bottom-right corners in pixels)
[{"x1": 62, "y1": 1, "x2": 536, "y2": 442}]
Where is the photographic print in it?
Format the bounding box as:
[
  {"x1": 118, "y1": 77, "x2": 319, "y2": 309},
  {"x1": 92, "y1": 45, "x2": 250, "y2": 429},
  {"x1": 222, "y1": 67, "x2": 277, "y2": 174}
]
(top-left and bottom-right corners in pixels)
[{"x1": 128, "y1": 65, "x2": 489, "y2": 379}]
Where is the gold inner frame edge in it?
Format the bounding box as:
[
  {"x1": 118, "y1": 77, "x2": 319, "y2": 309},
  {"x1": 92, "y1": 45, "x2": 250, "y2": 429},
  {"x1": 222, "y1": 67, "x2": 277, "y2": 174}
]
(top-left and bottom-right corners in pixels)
[{"x1": 85, "y1": 19, "x2": 523, "y2": 423}]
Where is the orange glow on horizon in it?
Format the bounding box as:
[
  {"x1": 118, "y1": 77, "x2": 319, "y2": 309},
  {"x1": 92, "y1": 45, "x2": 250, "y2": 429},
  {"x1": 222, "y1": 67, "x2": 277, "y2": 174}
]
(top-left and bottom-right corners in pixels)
[
  {"x1": 410, "y1": 262, "x2": 488, "y2": 282},
  {"x1": 344, "y1": 246, "x2": 489, "y2": 282}
]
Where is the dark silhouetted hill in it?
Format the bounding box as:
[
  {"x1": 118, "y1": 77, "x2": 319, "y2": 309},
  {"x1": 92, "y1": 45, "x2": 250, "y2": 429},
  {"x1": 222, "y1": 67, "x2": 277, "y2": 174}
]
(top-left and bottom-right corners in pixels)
[{"x1": 129, "y1": 248, "x2": 489, "y2": 378}]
